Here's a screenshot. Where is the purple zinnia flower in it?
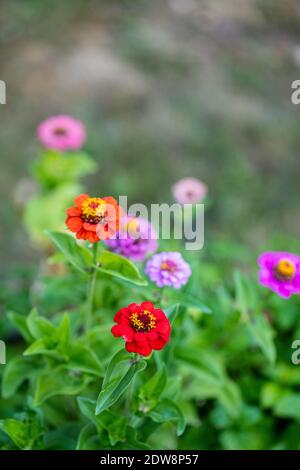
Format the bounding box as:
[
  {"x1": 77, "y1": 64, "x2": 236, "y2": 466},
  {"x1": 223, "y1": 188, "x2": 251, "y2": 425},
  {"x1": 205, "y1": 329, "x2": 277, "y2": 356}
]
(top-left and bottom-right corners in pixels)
[
  {"x1": 37, "y1": 115, "x2": 86, "y2": 151},
  {"x1": 104, "y1": 216, "x2": 158, "y2": 262},
  {"x1": 258, "y1": 251, "x2": 300, "y2": 299},
  {"x1": 172, "y1": 177, "x2": 207, "y2": 205},
  {"x1": 145, "y1": 252, "x2": 191, "y2": 289}
]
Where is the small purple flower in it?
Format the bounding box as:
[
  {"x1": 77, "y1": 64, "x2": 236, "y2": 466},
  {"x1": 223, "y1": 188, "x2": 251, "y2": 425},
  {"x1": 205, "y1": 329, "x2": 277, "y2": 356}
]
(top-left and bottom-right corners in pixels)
[
  {"x1": 37, "y1": 115, "x2": 86, "y2": 151},
  {"x1": 104, "y1": 216, "x2": 158, "y2": 262},
  {"x1": 145, "y1": 252, "x2": 191, "y2": 289},
  {"x1": 172, "y1": 177, "x2": 207, "y2": 205},
  {"x1": 258, "y1": 251, "x2": 300, "y2": 299}
]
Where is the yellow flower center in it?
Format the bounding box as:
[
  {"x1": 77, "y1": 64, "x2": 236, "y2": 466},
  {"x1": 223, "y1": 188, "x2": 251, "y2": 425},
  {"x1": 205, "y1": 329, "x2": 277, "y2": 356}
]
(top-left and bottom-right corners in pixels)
[
  {"x1": 121, "y1": 218, "x2": 139, "y2": 236},
  {"x1": 130, "y1": 310, "x2": 156, "y2": 332},
  {"x1": 275, "y1": 259, "x2": 296, "y2": 281},
  {"x1": 160, "y1": 260, "x2": 176, "y2": 273},
  {"x1": 81, "y1": 197, "x2": 106, "y2": 223}
]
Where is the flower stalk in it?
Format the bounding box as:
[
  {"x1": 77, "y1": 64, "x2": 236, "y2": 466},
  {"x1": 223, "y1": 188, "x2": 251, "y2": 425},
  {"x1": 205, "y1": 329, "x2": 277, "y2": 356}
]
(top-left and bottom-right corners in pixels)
[{"x1": 85, "y1": 242, "x2": 99, "y2": 333}]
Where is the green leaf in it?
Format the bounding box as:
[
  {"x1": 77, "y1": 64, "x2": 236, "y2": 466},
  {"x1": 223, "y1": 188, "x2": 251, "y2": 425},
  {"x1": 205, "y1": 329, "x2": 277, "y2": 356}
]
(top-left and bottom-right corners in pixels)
[
  {"x1": 148, "y1": 399, "x2": 186, "y2": 436},
  {"x1": 24, "y1": 313, "x2": 71, "y2": 360},
  {"x1": 176, "y1": 348, "x2": 242, "y2": 418},
  {"x1": 102, "y1": 349, "x2": 130, "y2": 389},
  {"x1": 0, "y1": 417, "x2": 43, "y2": 450},
  {"x1": 95, "y1": 250, "x2": 147, "y2": 286},
  {"x1": 26, "y1": 308, "x2": 56, "y2": 340},
  {"x1": 169, "y1": 291, "x2": 212, "y2": 314},
  {"x1": 7, "y1": 311, "x2": 33, "y2": 343},
  {"x1": 76, "y1": 424, "x2": 101, "y2": 450},
  {"x1": 2, "y1": 357, "x2": 39, "y2": 399},
  {"x1": 34, "y1": 365, "x2": 92, "y2": 406},
  {"x1": 107, "y1": 416, "x2": 128, "y2": 446},
  {"x1": 234, "y1": 271, "x2": 276, "y2": 365},
  {"x1": 96, "y1": 359, "x2": 147, "y2": 415},
  {"x1": 139, "y1": 365, "x2": 167, "y2": 412},
  {"x1": 274, "y1": 394, "x2": 300, "y2": 420},
  {"x1": 77, "y1": 397, "x2": 127, "y2": 446},
  {"x1": 164, "y1": 304, "x2": 180, "y2": 324},
  {"x1": 46, "y1": 231, "x2": 91, "y2": 273},
  {"x1": 68, "y1": 344, "x2": 103, "y2": 376}
]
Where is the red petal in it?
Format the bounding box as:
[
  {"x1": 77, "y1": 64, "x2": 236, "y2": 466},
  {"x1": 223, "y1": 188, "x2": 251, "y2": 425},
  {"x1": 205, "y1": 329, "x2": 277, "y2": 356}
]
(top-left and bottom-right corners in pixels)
[
  {"x1": 66, "y1": 217, "x2": 82, "y2": 232},
  {"x1": 151, "y1": 337, "x2": 166, "y2": 350},
  {"x1": 114, "y1": 307, "x2": 130, "y2": 323},
  {"x1": 128, "y1": 303, "x2": 141, "y2": 314},
  {"x1": 134, "y1": 332, "x2": 147, "y2": 342},
  {"x1": 126, "y1": 341, "x2": 137, "y2": 353},
  {"x1": 76, "y1": 228, "x2": 88, "y2": 240},
  {"x1": 86, "y1": 231, "x2": 99, "y2": 243},
  {"x1": 136, "y1": 341, "x2": 152, "y2": 357},
  {"x1": 141, "y1": 301, "x2": 154, "y2": 313},
  {"x1": 66, "y1": 206, "x2": 81, "y2": 217},
  {"x1": 83, "y1": 222, "x2": 97, "y2": 232},
  {"x1": 112, "y1": 324, "x2": 134, "y2": 341},
  {"x1": 75, "y1": 193, "x2": 89, "y2": 208},
  {"x1": 103, "y1": 196, "x2": 117, "y2": 206}
]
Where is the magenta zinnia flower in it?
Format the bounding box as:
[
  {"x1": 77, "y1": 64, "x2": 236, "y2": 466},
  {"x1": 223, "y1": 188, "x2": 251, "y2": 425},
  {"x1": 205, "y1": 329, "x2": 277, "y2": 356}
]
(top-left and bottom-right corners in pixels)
[
  {"x1": 145, "y1": 252, "x2": 191, "y2": 289},
  {"x1": 258, "y1": 251, "x2": 300, "y2": 299},
  {"x1": 37, "y1": 115, "x2": 86, "y2": 151},
  {"x1": 104, "y1": 216, "x2": 158, "y2": 262},
  {"x1": 172, "y1": 177, "x2": 207, "y2": 205}
]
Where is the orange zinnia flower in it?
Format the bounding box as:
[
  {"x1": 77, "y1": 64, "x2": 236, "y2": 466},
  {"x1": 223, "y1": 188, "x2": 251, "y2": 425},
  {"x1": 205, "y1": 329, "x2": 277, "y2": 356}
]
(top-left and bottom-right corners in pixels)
[{"x1": 66, "y1": 193, "x2": 124, "y2": 243}]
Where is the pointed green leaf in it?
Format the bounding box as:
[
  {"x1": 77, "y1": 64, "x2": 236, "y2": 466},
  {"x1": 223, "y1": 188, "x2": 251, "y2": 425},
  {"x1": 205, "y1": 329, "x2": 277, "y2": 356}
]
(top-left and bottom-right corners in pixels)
[{"x1": 95, "y1": 250, "x2": 147, "y2": 286}]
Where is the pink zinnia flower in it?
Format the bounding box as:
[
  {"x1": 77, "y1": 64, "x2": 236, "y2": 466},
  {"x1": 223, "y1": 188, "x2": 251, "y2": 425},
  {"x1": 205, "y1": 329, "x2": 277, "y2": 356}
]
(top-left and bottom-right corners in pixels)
[
  {"x1": 172, "y1": 177, "x2": 207, "y2": 205},
  {"x1": 104, "y1": 216, "x2": 158, "y2": 262},
  {"x1": 145, "y1": 252, "x2": 191, "y2": 289},
  {"x1": 37, "y1": 115, "x2": 86, "y2": 151},
  {"x1": 258, "y1": 251, "x2": 300, "y2": 299}
]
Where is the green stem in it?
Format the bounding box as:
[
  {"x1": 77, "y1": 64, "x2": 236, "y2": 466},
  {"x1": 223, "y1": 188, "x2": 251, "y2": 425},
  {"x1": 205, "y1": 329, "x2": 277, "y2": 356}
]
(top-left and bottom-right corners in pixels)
[
  {"x1": 125, "y1": 353, "x2": 138, "y2": 416},
  {"x1": 85, "y1": 243, "x2": 99, "y2": 334},
  {"x1": 157, "y1": 287, "x2": 165, "y2": 305}
]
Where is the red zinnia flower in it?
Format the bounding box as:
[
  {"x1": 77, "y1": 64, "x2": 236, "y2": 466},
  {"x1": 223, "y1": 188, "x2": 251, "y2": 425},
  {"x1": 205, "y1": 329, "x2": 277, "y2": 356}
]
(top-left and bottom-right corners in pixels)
[
  {"x1": 66, "y1": 193, "x2": 124, "y2": 243},
  {"x1": 111, "y1": 301, "x2": 171, "y2": 357}
]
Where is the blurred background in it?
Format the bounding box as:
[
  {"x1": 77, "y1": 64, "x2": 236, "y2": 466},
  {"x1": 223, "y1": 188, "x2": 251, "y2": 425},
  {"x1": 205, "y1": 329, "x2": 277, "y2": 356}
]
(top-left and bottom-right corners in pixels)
[{"x1": 1, "y1": 0, "x2": 300, "y2": 279}]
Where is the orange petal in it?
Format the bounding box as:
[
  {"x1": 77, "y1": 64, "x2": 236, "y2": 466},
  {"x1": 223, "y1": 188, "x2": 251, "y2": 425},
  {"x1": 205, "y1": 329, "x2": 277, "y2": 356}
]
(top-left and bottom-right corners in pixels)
[
  {"x1": 83, "y1": 222, "x2": 97, "y2": 232},
  {"x1": 76, "y1": 228, "x2": 87, "y2": 240},
  {"x1": 103, "y1": 196, "x2": 117, "y2": 206},
  {"x1": 87, "y1": 231, "x2": 99, "y2": 243},
  {"x1": 74, "y1": 193, "x2": 89, "y2": 208},
  {"x1": 66, "y1": 217, "x2": 82, "y2": 232},
  {"x1": 66, "y1": 206, "x2": 81, "y2": 217}
]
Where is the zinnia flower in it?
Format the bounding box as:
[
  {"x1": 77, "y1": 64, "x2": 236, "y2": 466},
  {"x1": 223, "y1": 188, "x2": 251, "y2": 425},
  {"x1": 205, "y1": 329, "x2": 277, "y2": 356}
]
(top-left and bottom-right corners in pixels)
[
  {"x1": 104, "y1": 216, "x2": 158, "y2": 262},
  {"x1": 145, "y1": 252, "x2": 191, "y2": 289},
  {"x1": 111, "y1": 301, "x2": 171, "y2": 356},
  {"x1": 172, "y1": 177, "x2": 207, "y2": 204},
  {"x1": 66, "y1": 193, "x2": 124, "y2": 243},
  {"x1": 258, "y1": 251, "x2": 300, "y2": 299},
  {"x1": 37, "y1": 115, "x2": 86, "y2": 151}
]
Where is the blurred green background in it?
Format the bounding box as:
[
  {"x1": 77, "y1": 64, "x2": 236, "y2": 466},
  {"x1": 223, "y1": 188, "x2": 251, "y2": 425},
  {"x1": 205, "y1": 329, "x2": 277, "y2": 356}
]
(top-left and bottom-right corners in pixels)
[{"x1": 1, "y1": 0, "x2": 300, "y2": 272}]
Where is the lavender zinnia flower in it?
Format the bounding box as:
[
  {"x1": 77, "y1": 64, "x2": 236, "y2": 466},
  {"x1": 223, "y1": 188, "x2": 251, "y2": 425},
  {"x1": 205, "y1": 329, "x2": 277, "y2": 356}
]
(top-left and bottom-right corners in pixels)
[
  {"x1": 145, "y1": 252, "x2": 191, "y2": 289},
  {"x1": 258, "y1": 251, "x2": 300, "y2": 299},
  {"x1": 104, "y1": 216, "x2": 158, "y2": 262},
  {"x1": 172, "y1": 177, "x2": 207, "y2": 205}
]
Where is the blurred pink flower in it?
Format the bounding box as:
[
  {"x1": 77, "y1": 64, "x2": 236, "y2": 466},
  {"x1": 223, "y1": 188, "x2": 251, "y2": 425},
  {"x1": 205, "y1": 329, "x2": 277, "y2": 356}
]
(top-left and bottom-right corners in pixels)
[
  {"x1": 37, "y1": 115, "x2": 86, "y2": 151},
  {"x1": 172, "y1": 177, "x2": 207, "y2": 204}
]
